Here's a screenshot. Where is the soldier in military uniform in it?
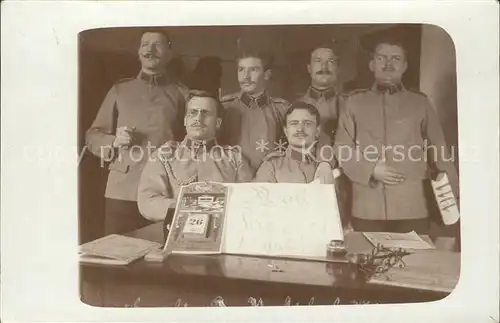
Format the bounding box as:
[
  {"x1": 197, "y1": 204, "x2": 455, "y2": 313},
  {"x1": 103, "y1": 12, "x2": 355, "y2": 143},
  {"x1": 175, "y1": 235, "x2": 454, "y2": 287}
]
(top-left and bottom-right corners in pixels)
[
  {"x1": 255, "y1": 101, "x2": 342, "y2": 183},
  {"x1": 85, "y1": 30, "x2": 186, "y2": 235},
  {"x1": 298, "y1": 41, "x2": 351, "y2": 222},
  {"x1": 217, "y1": 49, "x2": 290, "y2": 176},
  {"x1": 334, "y1": 38, "x2": 459, "y2": 234},
  {"x1": 255, "y1": 101, "x2": 347, "y2": 227},
  {"x1": 138, "y1": 90, "x2": 253, "y2": 222},
  {"x1": 298, "y1": 41, "x2": 340, "y2": 143}
]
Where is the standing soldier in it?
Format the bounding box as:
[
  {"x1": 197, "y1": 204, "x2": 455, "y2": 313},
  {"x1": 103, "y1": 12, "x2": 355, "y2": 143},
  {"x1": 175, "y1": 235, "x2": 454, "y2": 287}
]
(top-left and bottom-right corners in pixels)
[
  {"x1": 85, "y1": 29, "x2": 186, "y2": 235},
  {"x1": 298, "y1": 41, "x2": 340, "y2": 143},
  {"x1": 217, "y1": 49, "x2": 290, "y2": 176},
  {"x1": 298, "y1": 40, "x2": 351, "y2": 222},
  {"x1": 334, "y1": 38, "x2": 459, "y2": 234}
]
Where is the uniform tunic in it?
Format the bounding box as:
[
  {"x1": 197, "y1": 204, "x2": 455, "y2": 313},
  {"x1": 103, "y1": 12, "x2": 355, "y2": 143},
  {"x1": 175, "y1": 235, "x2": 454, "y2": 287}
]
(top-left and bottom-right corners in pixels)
[
  {"x1": 137, "y1": 137, "x2": 253, "y2": 221},
  {"x1": 254, "y1": 146, "x2": 319, "y2": 183},
  {"x1": 298, "y1": 87, "x2": 339, "y2": 141},
  {"x1": 218, "y1": 91, "x2": 289, "y2": 174},
  {"x1": 85, "y1": 71, "x2": 186, "y2": 202},
  {"x1": 334, "y1": 83, "x2": 459, "y2": 221},
  {"x1": 255, "y1": 145, "x2": 348, "y2": 227}
]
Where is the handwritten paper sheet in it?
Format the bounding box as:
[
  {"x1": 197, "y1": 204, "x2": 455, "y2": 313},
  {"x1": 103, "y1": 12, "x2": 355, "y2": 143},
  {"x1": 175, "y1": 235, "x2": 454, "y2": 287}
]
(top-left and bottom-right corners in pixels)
[
  {"x1": 362, "y1": 231, "x2": 435, "y2": 250},
  {"x1": 222, "y1": 183, "x2": 344, "y2": 259}
]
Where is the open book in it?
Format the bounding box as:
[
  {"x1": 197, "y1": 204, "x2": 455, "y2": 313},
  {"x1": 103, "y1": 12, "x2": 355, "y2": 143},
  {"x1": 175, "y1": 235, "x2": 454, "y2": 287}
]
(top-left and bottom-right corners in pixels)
[
  {"x1": 163, "y1": 182, "x2": 344, "y2": 260},
  {"x1": 79, "y1": 234, "x2": 162, "y2": 266}
]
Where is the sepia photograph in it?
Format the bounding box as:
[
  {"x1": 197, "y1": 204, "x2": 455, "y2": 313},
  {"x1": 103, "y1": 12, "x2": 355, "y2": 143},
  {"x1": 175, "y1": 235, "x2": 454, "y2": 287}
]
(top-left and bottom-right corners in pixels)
[
  {"x1": 78, "y1": 23, "x2": 462, "y2": 307},
  {"x1": 1, "y1": 1, "x2": 498, "y2": 322}
]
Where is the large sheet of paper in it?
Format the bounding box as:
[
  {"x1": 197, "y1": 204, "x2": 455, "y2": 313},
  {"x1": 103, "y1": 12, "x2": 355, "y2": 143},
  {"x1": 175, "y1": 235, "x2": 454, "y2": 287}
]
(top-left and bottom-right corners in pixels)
[{"x1": 222, "y1": 183, "x2": 343, "y2": 259}]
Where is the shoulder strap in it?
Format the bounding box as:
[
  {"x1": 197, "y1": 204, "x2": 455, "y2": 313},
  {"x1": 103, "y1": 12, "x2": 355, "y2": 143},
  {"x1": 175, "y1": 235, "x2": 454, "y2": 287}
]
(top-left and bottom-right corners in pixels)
[
  {"x1": 345, "y1": 88, "x2": 370, "y2": 97},
  {"x1": 158, "y1": 142, "x2": 198, "y2": 186},
  {"x1": 114, "y1": 77, "x2": 135, "y2": 85},
  {"x1": 263, "y1": 147, "x2": 286, "y2": 162},
  {"x1": 407, "y1": 88, "x2": 429, "y2": 98},
  {"x1": 270, "y1": 96, "x2": 289, "y2": 105},
  {"x1": 221, "y1": 93, "x2": 239, "y2": 103}
]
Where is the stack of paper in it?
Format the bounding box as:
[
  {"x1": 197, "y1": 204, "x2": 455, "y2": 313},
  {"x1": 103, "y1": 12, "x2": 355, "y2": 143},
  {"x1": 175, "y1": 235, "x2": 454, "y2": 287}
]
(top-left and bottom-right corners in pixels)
[
  {"x1": 362, "y1": 231, "x2": 435, "y2": 250},
  {"x1": 79, "y1": 234, "x2": 162, "y2": 266}
]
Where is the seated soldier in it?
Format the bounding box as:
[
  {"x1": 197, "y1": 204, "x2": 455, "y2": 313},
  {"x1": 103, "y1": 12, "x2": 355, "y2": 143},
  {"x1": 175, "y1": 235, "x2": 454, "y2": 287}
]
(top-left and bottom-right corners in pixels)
[
  {"x1": 255, "y1": 101, "x2": 348, "y2": 230},
  {"x1": 255, "y1": 101, "x2": 341, "y2": 183},
  {"x1": 137, "y1": 90, "x2": 253, "y2": 222}
]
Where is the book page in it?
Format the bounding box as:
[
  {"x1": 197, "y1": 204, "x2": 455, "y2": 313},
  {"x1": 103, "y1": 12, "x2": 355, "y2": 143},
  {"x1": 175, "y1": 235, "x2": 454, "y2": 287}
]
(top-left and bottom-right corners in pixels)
[{"x1": 222, "y1": 183, "x2": 343, "y2": 259}]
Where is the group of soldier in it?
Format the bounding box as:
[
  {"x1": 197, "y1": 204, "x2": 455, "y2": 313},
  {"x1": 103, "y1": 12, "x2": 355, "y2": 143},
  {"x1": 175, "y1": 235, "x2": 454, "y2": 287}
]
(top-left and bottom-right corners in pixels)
[{"x1": 86, "y1": 29, "x2": 459, "y2": 238}]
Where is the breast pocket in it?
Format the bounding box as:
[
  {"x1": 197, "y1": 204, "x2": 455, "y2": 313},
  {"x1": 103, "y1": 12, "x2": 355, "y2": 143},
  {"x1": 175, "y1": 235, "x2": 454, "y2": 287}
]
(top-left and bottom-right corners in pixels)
[
  {"x1": 356, "y1": 123, "x2": 383, "y2": 146},
  {"x1": 391, "y1": 116, "x2": 422, "y2": 145},
  {"x1": 353, "y1": 111, "x2": 379, "y2": 140}
]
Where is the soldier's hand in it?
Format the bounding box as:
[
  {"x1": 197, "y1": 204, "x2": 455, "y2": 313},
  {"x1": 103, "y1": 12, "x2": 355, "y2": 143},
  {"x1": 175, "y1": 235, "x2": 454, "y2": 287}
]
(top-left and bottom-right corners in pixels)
[
  {"x1": 372, "y1": 161, "x2": 405, "y2": 185},
  {"x1": 314, "y1": 162, "x2": 335, "y2": 184},
  {"x1": 113, "y1": 126, "x2": 134, "y2": 148}
]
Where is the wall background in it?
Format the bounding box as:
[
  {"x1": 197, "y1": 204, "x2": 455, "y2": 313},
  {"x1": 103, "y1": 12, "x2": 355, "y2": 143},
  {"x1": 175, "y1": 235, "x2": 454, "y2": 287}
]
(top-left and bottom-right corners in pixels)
[{"x1": 420, "y1": 25, "x2": 459, "y2": 170}]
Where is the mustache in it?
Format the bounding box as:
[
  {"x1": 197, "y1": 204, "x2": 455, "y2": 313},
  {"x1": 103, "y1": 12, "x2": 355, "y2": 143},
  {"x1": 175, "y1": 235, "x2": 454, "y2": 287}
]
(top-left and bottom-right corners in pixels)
[
  {"x1": 142, "y1": 52, "x2": 159, "y2": 59},
  {"x1": 189, "y1": 123, "x2": 208, "y2": 130},
  {"x1": 316, "y1": 70, "x2": 332, "y2": 75}
]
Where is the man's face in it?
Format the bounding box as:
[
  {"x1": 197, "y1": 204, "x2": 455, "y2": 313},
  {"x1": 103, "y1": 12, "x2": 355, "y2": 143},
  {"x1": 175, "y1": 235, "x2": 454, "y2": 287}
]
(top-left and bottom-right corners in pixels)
[
  {"x1": 369, "y1": 43, "x2": 407, "y2": 84},
  {"x1": 237, "y1": 57, "x2": 270, "y2": 95},
  {"x1": 138, "y1": 32, "x2": 171, "y2": 73},
  {"x1": 307, "y1": 48, "x2": 338, "y2": 89},
  {"x1": 184, "y1": 97, "x2": 222, "y2": 140},
  {"x1": 284, "y1": 109, "x2": 320, "y2": 148}
]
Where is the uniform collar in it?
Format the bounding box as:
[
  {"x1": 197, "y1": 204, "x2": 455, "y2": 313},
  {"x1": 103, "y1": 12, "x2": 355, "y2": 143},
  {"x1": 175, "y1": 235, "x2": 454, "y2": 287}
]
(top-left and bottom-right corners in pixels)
[
  {"x1": 240, "y1": 91, "x2": 270, "y2": 109},
  {"x1": 182, "y1": 137, "x2": 217, "y2": 151},
  {"x1": 138, "y1": 71, "x2": 169, "y2": 86},
  {"x1": 307, "y1": 86, "x2": 336, "y2": 101},
  {"x1": 286, "y1": 145, "x2": 316, "y2": 164},
  {"x1": 372, "y1": 82, "x2": 404, "y2": 95}
]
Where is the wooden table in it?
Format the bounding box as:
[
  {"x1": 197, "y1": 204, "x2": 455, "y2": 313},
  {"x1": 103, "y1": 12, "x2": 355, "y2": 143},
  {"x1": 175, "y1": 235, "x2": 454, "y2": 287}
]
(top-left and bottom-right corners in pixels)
[{"x1": 80, "y1": 223, "x2": 460, "y2": 307}]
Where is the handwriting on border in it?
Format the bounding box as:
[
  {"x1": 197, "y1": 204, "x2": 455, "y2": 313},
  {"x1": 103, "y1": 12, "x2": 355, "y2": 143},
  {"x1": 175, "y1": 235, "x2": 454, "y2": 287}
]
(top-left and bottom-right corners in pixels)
[{"x1": 157, "y1": 296, "x2": 376, "y2": 307}]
